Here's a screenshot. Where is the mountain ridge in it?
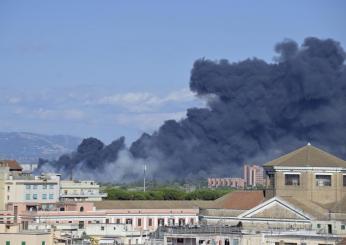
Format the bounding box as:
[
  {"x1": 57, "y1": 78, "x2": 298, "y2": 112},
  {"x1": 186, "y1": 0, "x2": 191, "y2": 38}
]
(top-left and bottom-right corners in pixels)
[{"x1": 0, "y1": 131, "x2": 82, "y2": 163}]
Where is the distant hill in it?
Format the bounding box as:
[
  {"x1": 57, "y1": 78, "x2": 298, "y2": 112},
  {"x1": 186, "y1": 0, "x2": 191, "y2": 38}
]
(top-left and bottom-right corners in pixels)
[{"x1": 0, "y1": 132, "x2": 82, "y2": 163}]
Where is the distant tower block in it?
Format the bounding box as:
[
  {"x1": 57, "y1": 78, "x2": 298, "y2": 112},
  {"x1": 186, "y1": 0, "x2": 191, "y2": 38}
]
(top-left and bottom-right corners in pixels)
[{"x1": 243, "y1": 164, "x2": 265, "y2": 187}]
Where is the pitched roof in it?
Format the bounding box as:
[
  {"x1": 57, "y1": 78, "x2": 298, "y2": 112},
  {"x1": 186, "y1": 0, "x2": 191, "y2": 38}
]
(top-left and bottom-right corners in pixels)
[
  {"x1": 279, "y1": 196, "x2": 329, "y2": 220},
  {"x1": 0, "y1": 160, "x2": 22, "y2": 171},
  {"x1": 94, "y1": 191, "x2": 265, "y2": 210},
  {"x1": 263, "y1": 144, "x2": 346, "y2": 168},
  {"x1": 212, "y1": 191, "x2": 265, "y2": 210},
  {"x1": 93, "y1": 200, "x2": 213, "y2": 210}
]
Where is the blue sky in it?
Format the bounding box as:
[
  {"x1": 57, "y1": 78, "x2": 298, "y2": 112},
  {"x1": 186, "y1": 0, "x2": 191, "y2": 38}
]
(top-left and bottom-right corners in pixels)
[{"x1": 0, "y1": 1, "x2": 345, "y2": 143}]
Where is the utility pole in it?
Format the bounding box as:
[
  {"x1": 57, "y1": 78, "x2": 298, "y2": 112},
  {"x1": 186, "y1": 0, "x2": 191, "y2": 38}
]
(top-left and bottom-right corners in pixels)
[{"x1": 143, "y1": 164, "x2": 147, "y2": 192}]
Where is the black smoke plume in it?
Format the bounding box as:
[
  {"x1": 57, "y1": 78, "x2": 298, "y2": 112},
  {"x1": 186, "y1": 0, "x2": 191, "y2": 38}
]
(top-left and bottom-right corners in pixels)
[{"x1": 37, "y1": 37, "x2": 346, "y2": 182}]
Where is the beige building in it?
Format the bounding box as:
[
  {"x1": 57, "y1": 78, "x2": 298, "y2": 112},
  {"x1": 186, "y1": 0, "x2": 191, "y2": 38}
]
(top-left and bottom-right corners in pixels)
[
  {"x1": 5, "y1": 173, "x2": 60, "y2": 208},
  {"x1": 0, "y1": 161, "x2": 60, "y2": 210},
  {"x1": 199, "y1": 144, "x2": 346, "y2": 244},
  {"x1": 0, "y1": 224, "x2": 53, "y2": 245},
  {"x1": 59, "y1": 180, "x2": 107, "y2": 201},
  {"x1": 264, "y1": 143, "x2": 346, "y2": 205}
]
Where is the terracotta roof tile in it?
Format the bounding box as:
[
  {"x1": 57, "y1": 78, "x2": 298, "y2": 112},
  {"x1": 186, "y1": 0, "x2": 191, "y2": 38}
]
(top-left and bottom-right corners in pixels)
[
  {"x1": 213, "y1": 191, "x2": 265, "y2": 210},
  {"x1": 0, "y1": 160, "x2": 22, "y2": 171}
]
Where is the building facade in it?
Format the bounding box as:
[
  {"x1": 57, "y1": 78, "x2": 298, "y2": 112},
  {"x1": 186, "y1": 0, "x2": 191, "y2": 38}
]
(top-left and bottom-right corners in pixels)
[
  {"x1": 59, "y1": 180, "x2": 107, "y2": 201},
  {"x1": 5, "y1": 173, "x2": 60, "y2": 207},
  {"x1": 263, "y1": 143, "x2": 346, "y2": 205},
  {"x1": 208, "y1": 177, "x2": 245, "y2": 188},
  {"x1": 243, "y1": 164, "x2": 265, "y2": 187}
]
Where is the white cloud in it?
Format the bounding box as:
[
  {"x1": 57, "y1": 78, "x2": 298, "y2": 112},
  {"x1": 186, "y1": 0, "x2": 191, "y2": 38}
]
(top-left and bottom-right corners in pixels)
[
  {"x1": 93, "y1": 88, "x2": 196, "y2": 112},
  {"x1": 114, "y1": 111, "x2": 186, "y2": 131},
  {"x1": 7, "y1": 96, "x2": 22, "y2": 104},
  {"x1": 34, "y1": 108, "x2": 85, "y2": 121}
]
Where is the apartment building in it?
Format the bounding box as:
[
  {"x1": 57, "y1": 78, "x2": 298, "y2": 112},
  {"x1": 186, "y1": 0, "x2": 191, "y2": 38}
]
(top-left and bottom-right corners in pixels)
[
  {"x1": 0, "y1": 224, "x2": 54, "y2": 245},
  {"x1": 208, "y1": 177, "x2": 245, "y2": 188},
  {"x1": 243, "y1": 164, "x2": 265, "y2": 187},
  {"x1": 59, "y1": 180, "x2": 107, "y2": 201},
  {"x1": 4, "y1": 173, "x2": 60, "y2": 208}
]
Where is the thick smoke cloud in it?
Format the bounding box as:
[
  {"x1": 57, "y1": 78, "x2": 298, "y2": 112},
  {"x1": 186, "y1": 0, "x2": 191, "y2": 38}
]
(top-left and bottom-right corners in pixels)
[{"x1": 37, "y1": 37, "x2": 346, "y2": 182}]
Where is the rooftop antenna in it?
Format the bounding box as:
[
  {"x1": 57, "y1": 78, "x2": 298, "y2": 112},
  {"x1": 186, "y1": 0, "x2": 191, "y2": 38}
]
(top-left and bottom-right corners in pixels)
[{"x1": 143, "y1": 163, "x2": 147, "y2": 192}]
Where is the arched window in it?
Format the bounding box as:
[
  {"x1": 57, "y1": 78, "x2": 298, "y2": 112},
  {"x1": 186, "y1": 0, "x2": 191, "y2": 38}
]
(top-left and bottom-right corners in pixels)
[{"x1": 80, "y1": 206, "x2": 84, "y2": 212}]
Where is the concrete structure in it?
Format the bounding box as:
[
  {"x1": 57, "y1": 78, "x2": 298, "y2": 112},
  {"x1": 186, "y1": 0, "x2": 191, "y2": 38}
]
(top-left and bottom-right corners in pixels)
[
  {"x1": 0, "y1": 224, "x2": 54, "y2": 245},
  {"x1": 201, "y1": 144, "x2": 346, "y2": 242},
  {"x1": 243, "y1": 164, "x2": 265, "y2": 187},
  {"x1": 159, "y1": 226, "x2": 344, "y2": 245},
  {"x1": 0, "y1": 160, "x2": 61, "y2": 210},
  {"x1": 263, "y1": 143, "x2": 346, "y2": 205},
  {"x1": 19, "y1": 200, "x2": 201, "y2": 233},
  {"x1": 208, "y1": 177, "x2": 245, "y2": 188},
  {"x1": 4, "y1": 172, "x2": 60, "y2": 208},
  {"x1": 60, "y1": 180, "x2": 107, "y2": 201},
  {"x1": 0, "y1": 160, "x2": 23, "y2": 173}
]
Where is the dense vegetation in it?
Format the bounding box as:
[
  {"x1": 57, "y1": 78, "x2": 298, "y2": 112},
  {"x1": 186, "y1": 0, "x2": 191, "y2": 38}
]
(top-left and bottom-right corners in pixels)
[{"x1": 104, "y1": 187, "x2": 232, "y2": 201}]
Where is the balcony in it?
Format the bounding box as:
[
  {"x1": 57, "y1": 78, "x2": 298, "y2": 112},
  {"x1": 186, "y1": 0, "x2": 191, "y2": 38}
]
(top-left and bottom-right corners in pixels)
[{"x1": 60, "y1": 192, "x2": 107, "y2": 198}]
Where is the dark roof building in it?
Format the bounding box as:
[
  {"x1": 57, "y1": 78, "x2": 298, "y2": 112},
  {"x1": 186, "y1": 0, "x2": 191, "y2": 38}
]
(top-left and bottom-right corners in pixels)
[{"x1": 0, "y1": 160, "x2": 23, "y2": 172}]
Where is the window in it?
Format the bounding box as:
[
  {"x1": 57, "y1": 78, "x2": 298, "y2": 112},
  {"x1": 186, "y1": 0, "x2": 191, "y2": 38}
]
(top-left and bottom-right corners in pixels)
[
  {"x1": 158, "y1": 218, "x2": 164, "y2": 226},
  {"x1": 33, "y1": 185, "x2": 38, "y2": 190},
  {"x1": 341, "y1": 224, "x2": 345, "y2": 230},
  {"x1": 137, "y1": 218, "x2": 142, "y2": 226},
  {"x1": 101, "y1": 226, "x2": 104, "y2": 231},
  {"x1": 190, "y1": 218, "x2": 194, "y2": 225},
  {"x1": 126, "y1": 219, "x2": 132, "y2": 225},
  {"x1": 7, "y1": 186, "x2": 10, "y2": 191},
  {"x1": 26, "y1": 185, "x2": 30, "y2": 190},
  {"x1": 317, "y1": 224, "x2": 321, "y2": 228},
  {"x1": 316, "y1": 175, "x2": 332, "y2": 186},
  {"x1": 232, "y1": 239, "x2": 239, "y2": 245},
  {"x1": 49, "y1": 185, "x2": 54, "y2": 189},
  {"x1": 49, "y1": 194, "x2": 54, "y2": 200},
  {"x1": 43, "y1": 185, "x2": 47, "y2": 189},
  {"x1": 21, "y1": 242, "x2": 26, "y2": 245},
  {"x1": 148, "y1": 218, "x2": 152, "y2": 226},
  {"x1": 42, "y1": 242, "x2": 46, "y2": 245},
  {"x1": 116, "y1": 219, "x2": 120, "y2": 224},
  {"x1": 42, "y1": 194, "x2": 47, "y2": 200},
  {"x1": 343, "y1": 175, "x2": 346, "y2": 187},
  {"x1": 168, "y1": 218, "x2": 175, "y2": 226},
  {"x1": 6, "y1": 241, "x2": 10, "y2": 245},
  {"x1": 285, "y1": 174, "x2": 300, "y2": 186},
  {"x1": 80, "y1": 207, "x2": 84, "y2": 212},
  {"x1": 33, "y1": 194, "x2": 38, "y2": 200}
]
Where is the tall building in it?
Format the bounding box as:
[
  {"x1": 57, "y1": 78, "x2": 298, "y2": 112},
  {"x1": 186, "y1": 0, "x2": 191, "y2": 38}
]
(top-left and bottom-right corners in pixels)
[
  {"x1": 243, "y1": 164, "x2": 264, "y2": 187},
  {"x1": 60, "y1": 180, "x2": 107, "y2": 201}
]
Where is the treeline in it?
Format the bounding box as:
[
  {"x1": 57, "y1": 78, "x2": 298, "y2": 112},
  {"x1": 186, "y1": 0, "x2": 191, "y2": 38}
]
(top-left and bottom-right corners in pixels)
[{"x1": 104, "y1": 187, "x2": 232, "y2": 201}]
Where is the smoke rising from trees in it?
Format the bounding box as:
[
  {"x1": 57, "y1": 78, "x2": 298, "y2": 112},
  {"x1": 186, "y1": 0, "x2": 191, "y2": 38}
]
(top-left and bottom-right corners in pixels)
[{"x1": 37, "y1": 37, "x2": 346, "y2": 182}]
